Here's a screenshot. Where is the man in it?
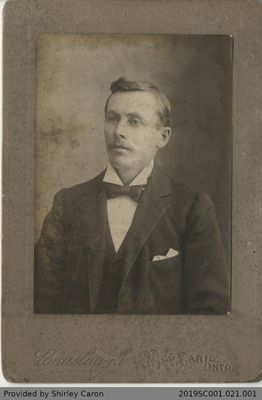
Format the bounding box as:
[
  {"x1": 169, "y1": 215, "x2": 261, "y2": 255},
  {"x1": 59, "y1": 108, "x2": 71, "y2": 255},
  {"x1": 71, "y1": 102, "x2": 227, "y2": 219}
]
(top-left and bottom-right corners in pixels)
[{"x1": 34, "y1": 77, "x2": 230, "y2": 314}]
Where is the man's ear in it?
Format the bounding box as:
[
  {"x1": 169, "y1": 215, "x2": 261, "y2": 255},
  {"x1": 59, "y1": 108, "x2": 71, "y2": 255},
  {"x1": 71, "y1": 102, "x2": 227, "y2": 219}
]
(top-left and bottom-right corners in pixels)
[{"x1": 158, "y1": 127, "x2": 172, "y2": 148}]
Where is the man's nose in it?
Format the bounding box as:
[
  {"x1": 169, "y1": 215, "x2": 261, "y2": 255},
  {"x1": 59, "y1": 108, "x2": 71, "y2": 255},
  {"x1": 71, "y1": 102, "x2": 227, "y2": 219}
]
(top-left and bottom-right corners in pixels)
[{"x1": 114, "y1": 120, "x2": 126, "y2": 138}]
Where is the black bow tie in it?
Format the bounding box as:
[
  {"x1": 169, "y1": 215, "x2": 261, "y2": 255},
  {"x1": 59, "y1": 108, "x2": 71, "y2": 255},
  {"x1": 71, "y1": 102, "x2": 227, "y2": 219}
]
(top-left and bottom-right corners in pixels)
[{"x1": 103, "y1": 182, "x2": 146, "y2": 202}]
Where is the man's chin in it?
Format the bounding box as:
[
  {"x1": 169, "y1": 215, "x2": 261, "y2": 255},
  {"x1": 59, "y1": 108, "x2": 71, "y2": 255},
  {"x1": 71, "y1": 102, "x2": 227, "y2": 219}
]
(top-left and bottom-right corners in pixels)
[
  {"x1": 109, "y1": 159, "x2": 131, "y2": 170},
  {"x1": 108, "y1": 154, "x2": 131, "y2": 168}
]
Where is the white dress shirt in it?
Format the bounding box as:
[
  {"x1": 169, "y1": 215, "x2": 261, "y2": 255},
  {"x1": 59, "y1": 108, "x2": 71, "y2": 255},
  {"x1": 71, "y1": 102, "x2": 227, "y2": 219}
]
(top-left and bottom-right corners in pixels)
[{"x1": 103, "y1": 160, "x2": 154, "y2": 252}]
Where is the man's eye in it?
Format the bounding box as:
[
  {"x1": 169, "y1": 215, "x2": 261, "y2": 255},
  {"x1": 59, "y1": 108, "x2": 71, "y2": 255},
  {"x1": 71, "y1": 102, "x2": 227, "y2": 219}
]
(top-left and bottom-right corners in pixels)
[
  {"x1": 129, "y1": 118, "x2": 142, "y2": 126},
  {"x1": 106, "y1": 115, "x2": 118, "y2": 122}
]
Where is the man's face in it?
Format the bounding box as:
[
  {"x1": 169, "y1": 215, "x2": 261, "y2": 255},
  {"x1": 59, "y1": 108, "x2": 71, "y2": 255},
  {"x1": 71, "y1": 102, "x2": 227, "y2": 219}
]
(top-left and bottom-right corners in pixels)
[{"x1": 104, "y1": 91, "x2": 171, "y2": 171}]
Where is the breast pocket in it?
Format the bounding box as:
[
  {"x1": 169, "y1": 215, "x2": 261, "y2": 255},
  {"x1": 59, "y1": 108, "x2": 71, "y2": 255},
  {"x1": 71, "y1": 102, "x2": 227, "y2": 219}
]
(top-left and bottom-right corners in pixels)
[
  {"x1": 149, "y1": 255, "x2": 182, "y2": 271},
  {"x1": 148, "y1": 255, "x2": 183, "y2": 313}
]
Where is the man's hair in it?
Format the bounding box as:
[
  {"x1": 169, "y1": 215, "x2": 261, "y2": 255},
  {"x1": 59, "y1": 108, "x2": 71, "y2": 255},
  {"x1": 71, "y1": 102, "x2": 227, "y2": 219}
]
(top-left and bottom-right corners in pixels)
[{"x1": 105, "y1": 77, "x2": 172, "y2": 127}]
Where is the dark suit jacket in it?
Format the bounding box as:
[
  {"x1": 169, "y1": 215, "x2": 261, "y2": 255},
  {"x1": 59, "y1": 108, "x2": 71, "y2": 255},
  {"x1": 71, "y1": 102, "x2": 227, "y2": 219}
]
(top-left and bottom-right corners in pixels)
[{"x1": 34, "y1": 166, "x2": 230, "y2": 314}]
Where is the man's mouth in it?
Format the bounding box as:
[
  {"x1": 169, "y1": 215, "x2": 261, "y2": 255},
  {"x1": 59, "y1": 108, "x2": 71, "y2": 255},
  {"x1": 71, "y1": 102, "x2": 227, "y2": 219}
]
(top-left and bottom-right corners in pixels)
[{"x1": 110, "y1": 144, "x2": 131, "y2": 151}]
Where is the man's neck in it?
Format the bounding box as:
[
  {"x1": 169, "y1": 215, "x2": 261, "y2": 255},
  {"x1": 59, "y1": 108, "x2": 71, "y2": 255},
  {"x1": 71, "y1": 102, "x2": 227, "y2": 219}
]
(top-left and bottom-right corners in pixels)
[
  {"x1": 113, "y1": 161, "x2": 154, "y2": 185},
  {"x1": 114, "y1": 167, "x2": 141, "y2": 185}
]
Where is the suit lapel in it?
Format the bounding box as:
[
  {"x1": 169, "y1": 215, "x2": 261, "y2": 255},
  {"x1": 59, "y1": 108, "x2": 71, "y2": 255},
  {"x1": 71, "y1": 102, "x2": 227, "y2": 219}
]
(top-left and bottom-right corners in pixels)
[
  {"x1": 77, "y1": 167, "x2": 174, "y2": 311},
  {"x1": 78, "y1": 173, "x2": 107, "y2": 312},
  {"x1": 118, "y1": 166, "x2": 173, "y2": 285}
]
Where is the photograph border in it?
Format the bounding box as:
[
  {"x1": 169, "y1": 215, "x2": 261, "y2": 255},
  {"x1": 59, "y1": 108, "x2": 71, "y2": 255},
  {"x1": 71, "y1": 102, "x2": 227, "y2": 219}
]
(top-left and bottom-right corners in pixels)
[{"x1": 2, "y1": 0, "x2": 262, "y2": 383}]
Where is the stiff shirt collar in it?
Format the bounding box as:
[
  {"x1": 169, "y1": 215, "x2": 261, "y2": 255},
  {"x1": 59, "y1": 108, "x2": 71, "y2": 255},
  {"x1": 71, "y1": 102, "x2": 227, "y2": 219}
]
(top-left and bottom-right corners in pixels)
[{"x1": 103, "y1": 160, "x2": 154, "y2": 186}]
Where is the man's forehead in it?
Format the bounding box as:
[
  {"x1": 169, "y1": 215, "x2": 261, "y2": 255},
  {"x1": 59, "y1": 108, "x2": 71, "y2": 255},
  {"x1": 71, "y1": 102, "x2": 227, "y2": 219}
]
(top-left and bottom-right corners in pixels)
[{"x1": 106, "y1": 91, "x2": 160, "y2": 114}]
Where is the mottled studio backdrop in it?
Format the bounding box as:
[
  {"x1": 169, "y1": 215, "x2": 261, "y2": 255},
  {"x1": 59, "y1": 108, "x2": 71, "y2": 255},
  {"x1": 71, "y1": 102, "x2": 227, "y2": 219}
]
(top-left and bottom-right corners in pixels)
[{"x1": 35, "y1": 34, "x2": 232, "y2": 259}]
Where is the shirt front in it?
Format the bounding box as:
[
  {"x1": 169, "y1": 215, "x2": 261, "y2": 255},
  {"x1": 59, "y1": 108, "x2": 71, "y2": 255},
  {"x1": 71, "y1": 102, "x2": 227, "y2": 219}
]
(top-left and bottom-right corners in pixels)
[{"x1": 103, "y1": 160, "x2": 154, "y2": 251}]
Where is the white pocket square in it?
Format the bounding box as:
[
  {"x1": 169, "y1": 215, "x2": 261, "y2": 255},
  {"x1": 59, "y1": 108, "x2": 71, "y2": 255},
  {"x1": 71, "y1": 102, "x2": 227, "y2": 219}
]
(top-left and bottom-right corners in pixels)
[{"x1": 153, "y1": 248, "x2": 180, "y2": 261}]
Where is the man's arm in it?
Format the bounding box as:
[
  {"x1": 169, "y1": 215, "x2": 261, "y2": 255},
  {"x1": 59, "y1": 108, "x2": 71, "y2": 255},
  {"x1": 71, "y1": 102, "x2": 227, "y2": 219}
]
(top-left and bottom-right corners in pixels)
[
  {"x1": 34, "y1": 189, "x2": 66, "y2": 313},
  {"x1": 182, "y1": 193, "x2": 230, "y2": 314}
]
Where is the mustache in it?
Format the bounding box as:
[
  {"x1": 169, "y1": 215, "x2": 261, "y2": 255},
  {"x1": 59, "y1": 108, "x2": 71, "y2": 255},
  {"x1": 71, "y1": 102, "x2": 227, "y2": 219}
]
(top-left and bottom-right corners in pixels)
[{"x1": 108, "y1": 139, "x2": 133, "y2": 151}]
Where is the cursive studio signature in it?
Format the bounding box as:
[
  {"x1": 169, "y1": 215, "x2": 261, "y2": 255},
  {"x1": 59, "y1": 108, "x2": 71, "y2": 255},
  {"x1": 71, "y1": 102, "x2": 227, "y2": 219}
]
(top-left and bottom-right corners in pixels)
[{"x1": 34, "y1": 347, "x2": 233, "y2": 374}]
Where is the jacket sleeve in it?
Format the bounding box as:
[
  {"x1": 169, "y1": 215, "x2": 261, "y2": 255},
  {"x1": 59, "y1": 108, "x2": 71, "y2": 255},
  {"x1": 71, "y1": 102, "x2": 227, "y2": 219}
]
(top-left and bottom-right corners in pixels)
[
  {"x1": 182, "y1": 193, "x2": 230, "y2": 314},
  {"x1": 34, "y1": 189, "x2": 66, "y2": 313}
]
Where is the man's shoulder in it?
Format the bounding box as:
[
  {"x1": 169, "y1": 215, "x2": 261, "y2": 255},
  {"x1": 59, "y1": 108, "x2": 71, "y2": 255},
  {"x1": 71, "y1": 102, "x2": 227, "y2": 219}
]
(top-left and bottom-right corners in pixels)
[
  {"x1": 157, "y1": 168, "x2": 213, "y2": 212},
  {"x1": 170, "y1": 177, "x2": 197, "y2": 198},
  {"x1": 157, "y1": 167, "x2": 200, "y2": 201},
  {"x1": 54, "y1": 170, "x2": 105, "y2": 202}
]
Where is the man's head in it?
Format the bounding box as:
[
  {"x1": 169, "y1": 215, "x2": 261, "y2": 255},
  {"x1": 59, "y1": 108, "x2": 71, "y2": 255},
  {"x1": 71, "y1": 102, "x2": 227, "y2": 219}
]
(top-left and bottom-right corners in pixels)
[{"x1": 104, "y1": 78, "x2": 172, "y2": 175}]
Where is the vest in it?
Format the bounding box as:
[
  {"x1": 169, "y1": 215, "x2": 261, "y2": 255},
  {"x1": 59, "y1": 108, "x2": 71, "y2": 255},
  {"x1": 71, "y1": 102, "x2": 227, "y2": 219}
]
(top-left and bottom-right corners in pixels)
[{"x1": 95, "y1": 218, "x2": 127, "y2": 313}]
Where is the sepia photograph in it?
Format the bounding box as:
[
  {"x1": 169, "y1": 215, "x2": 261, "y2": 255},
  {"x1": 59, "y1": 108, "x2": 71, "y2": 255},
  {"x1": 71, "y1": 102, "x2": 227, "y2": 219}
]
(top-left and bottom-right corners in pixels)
[
  {"x1": 34, "y1": 34, "x2": 232, "y2": 315},
  {"x1": 3, "y1": 0, "x2": 262, "y2": 384}
]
